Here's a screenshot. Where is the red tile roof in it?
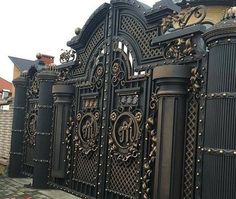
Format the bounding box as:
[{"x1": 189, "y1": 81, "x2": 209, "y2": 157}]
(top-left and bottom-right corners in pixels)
[{"x1": 0, "y1": 77, "x2": 12, "y2": 93}]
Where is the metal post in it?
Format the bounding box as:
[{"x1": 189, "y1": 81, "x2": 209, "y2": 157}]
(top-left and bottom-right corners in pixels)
[
  {"x1": 32, "y1": 70, "x2": 57, "y2": 188},
  {"x1": 152, "y1": 65, "x2": 190, "y2": 199},
  {"x1": 8, "y1": 75, "x2": 27, "y2": 177}
]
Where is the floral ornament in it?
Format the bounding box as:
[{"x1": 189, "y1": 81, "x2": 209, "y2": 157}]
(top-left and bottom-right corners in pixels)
[
  {"x1": 164, "y1": 38, "x2": 194, "y2": 61},
  {"x1": 189, "y1": 67, "x2": 201, "y2": 97}
]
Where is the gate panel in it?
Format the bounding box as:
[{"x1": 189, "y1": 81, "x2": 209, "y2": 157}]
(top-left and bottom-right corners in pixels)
[
  {"x1": 50, "y1": 1, "x2": 188, "y2": 198},
  {"x1": 104, "y1": 39, "x2": 150, "y2": 199},
  {"x1": 71, "y1": 43, "x2": 107, "y2": 198}
]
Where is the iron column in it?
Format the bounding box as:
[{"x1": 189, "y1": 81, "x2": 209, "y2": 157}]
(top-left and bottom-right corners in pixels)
[
  {"x1": 8, "y1": 75, "x2": 27, "y2": 177},
  {"x1": 152, "y1": 64, "x2": 190, "y2": 199},
  {"x1": 32, "y1": 70, "x2": 57, "y2": 188}
]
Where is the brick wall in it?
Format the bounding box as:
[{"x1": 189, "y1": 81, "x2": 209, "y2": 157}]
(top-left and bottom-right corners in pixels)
[{"x1": 0, "y1": 99, "x2": 13, "y2": 164}]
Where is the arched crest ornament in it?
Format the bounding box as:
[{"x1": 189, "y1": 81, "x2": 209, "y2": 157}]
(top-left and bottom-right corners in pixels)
[
  {"x1": 59, "y1": 49, "x2": 77, "y2": 63},
  {"x1": 75, "y1": 111, "x2": 100, "y2": 157},
  {"x1": 109, "y1": 110, "x2": 142, "y2": 163}
]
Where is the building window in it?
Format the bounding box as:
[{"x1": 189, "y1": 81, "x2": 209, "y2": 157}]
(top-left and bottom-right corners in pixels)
[{"x1": 2, "y1": 89, "x2": 10, "y2": 99}]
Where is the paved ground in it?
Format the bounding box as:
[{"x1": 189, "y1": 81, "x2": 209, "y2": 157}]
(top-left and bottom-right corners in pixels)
[{"x1": 0, "y1": 176, "x2": 80, "y2": 199}]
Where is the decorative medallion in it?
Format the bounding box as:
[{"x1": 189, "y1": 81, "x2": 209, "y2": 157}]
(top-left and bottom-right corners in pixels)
[
  {"x1": 25, "y1": 110, "x2": 38, "y2": 146},
  {"x1": 76, "y1": 112, "x2": 100, "y2": 156},
  {"x1": 109, "y1": 111, "x2": 142, "y2": 162}
]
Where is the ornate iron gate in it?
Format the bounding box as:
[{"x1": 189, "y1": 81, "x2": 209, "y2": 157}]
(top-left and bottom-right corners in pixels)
[
  {"x1": 49, "y1": 2, "x2": 163, "y2": 198},
  {"x1": 9, "y1": 1, "x2": 236, "y2": 199}
]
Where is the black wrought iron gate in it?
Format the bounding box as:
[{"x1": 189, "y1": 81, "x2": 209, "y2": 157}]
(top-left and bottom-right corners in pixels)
[
  {"x1": 9, "y1": 1, "x2": 236, "y2": 199},
  {"x1": 49, "y1": 1, "x2": 163, "y2": 198}
]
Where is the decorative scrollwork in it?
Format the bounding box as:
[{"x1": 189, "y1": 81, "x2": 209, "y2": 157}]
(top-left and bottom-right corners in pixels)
[
  {"x1": 57, "y1": 68, "x2": 71, "y2": 81},
  {"x1": 164, "y1": 38, "x2": 194, "y2": 61},
  {"x1": 60, "y1": 49, "x2": 76, "y2": 63},
  {"x1": 161, "y1": 5, "x2": 207, "y2": 34},
  {"x1": 143, "y1": 121, "x2": 157, "y2": 199},
  {"x1": 109, "y1": 111, "x2": 142, "y2": 163},
  {"x1": 149, "y1": 87, "x2": 159, "y2": 111},
  {"x1": 112, "y1": 62, "x2": 125, "y2": 87},
  {"x1": 27, "y1": 76, "x2": 39, "y2": 98},
  {"x1": 91, "y1": 63, "x2": 105, "y2": 90},
  {"x1": 65, "y1": 116, "x2": 74, "y2": 185},
  {"x1": 142, "y1": 88, "x2": 159, "y2": 199},
  {"x1": 189, "y1": 67, "x2": 202, "y2": 97},
  {"x1": 75, "y1": 111, "x2": 100, "y2": 157}
]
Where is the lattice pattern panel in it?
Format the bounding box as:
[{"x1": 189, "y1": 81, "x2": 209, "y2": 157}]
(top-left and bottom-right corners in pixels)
[
  {"x1": 120, "y1": 15, "x2": 162, "y2": 59},
  {"x1": 183, "y1": 96, "x2": 199, "y2": 199},
  {"x1": 73, "y1": 25, "x2": 105, "y2": 76},
  {"x1": 74, "y1": 150, "x2": 98, "y2": 185},
  {"x1": 108, "y1": 157, "x2": 139, "y2": 198}
]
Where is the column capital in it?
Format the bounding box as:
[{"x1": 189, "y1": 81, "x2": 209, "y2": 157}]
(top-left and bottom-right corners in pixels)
[
  {"x1": 52, "y1": 84, "x2": 74, "y2": 95},
  {"x1": 12, "y1": 76, "x2": 27, "y2": 87},
  {"x1": 37, "y1": 70, "x2": 57, "y2": 81},
  {"x1": 153, "y1": 64, "x2": 191, "y2": 96},
  {"x1": 52, "y1": 84, "x2": 75, "y2": 104}
]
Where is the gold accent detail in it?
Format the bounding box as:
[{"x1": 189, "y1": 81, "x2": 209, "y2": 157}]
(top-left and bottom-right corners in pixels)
[
  {"x1": 110, "y1": 112, "x2": 117, "y2": 121},
  {"x1": 161, "y1": 5, "x2": 207, "y2": 34},
  {"x1": 135, "y1": 112, "x2": 142, "y2": 123},
  {"x1": 164, "y1": 38, "x2": 194, "y2": 60},
  {"x1": 77, "y1": 113, "x2": 82, "y2": 121}
]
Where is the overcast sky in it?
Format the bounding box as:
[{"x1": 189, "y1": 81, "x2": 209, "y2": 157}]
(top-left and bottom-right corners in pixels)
[{"x1": 0, "y1": 0, "x2": 158, "y2": 82}]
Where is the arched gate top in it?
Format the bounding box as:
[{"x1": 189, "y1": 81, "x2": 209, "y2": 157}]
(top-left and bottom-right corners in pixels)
[{"x1": 67, "y1": 0, "x2": 153, "y2": 51}]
